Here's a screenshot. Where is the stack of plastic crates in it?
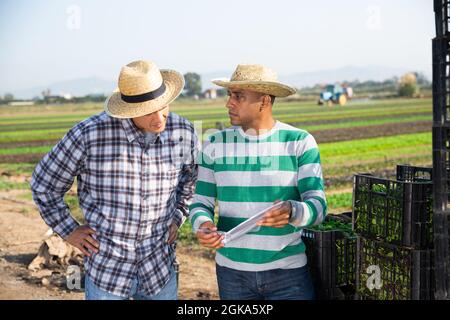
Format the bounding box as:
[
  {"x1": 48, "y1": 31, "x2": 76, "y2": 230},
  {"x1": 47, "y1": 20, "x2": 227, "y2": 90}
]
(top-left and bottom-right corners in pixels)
[
  {"x1": 353, "y1": 169, "x2": 434, "y2": 300},
  {"x1": 433, "y1": 0, "x2": 450, "y2": 299}
]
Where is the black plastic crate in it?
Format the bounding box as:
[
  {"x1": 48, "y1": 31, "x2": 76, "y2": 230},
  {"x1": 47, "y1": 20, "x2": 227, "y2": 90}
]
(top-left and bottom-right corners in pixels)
[
  {"x1": 353, "y1": 174, "x2": 433, "y2": 249},
  {"x1": 396, "y1": 163, "x2": 450, "y2": 186},
  {"x1": 302, "y1": 212, "x2": 356, "y2": 300},
  {"x1": 396, "y1": 164, "x2": 450, "y2": 201},
  {"x1": 356, "y1": 236, "x2": 434, "y2": 300},
  {"x1": 396, "y1": 164, "x2": 433, "y2": 183},
  {"x1": 434, "y1": 0, "x2": 450, "y2": 37}
]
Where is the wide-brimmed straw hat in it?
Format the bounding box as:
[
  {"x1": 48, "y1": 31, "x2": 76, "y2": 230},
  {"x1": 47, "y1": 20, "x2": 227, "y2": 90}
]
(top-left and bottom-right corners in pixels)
[
  {"x1": 212, "y1": 64, "x2": 296, "y2": 98},
  {"x1": 105, "y1": 60, "x2": 184, "y2": 119}
]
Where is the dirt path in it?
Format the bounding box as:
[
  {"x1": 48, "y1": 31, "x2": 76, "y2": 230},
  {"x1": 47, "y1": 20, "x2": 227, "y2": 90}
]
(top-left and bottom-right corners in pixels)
[{"x1": 0, "y1": 190, "x2": 218, "y2": 300}]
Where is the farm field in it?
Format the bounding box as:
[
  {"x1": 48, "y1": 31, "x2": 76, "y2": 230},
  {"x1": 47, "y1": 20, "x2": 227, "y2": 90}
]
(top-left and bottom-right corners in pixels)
[
  {"x1": 0, "y1": 97, "x2": 433, "y2": 211},
  {"x1": 0, "y1": 97, "x2": 432, "y2": 299}
]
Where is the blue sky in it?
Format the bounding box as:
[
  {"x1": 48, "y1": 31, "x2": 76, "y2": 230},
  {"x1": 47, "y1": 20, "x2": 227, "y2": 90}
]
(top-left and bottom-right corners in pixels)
[{"x1": 0, "y1": 0, "x2": 434, "y2": 92}]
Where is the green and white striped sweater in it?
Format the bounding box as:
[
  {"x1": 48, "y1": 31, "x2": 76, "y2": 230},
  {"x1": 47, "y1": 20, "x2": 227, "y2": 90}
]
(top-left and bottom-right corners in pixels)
[{"x1": 189, "y1": 121, "x2": 327, "y2": 271}]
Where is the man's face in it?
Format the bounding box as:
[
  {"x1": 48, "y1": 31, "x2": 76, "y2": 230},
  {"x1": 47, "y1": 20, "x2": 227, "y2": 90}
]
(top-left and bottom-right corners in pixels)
[
  {"x1": 132, "y1": 105, "x2": 169, "y2": 133},
  {"x1": 226, "y1": 89, "x2": 263, "y2": 127}
]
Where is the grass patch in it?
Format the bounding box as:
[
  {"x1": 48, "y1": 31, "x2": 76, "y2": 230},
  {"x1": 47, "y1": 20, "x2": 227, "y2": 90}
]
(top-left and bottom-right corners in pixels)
[
  {"x1": 18, "y1": 191, "x2": 33, "y2": 201},
  {"x1": 327, "y1": 192, "x2": 353, "y2": 212},
  {"x1": 0, "y1": 176, "x2": 30, "y2": 190},
  {"x1": 0, "y1": 163, "x2": 36, "y2": 176},
  {"x1": 178, "y1": 221, "x2": 198, "y2": 245},
  {"x1": 0, "y1": 145, "x2": 53, "y2": 155},
  {"x1": 0, "y1": 129, "x2": 68, "y2": 143}
]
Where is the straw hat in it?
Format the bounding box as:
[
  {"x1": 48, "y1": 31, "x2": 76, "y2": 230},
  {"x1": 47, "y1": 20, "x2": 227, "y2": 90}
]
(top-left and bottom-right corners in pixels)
[
  {"x1": 212, "y1": 64, "x2": 296, "y2": 98},
  {"x1": 105, "y1": 60, "x2": 184, "y2": 119}
]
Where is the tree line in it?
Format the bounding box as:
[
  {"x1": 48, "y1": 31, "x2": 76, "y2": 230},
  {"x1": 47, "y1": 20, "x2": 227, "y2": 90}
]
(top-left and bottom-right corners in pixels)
[
  {"x1": 0, "y1": 71, "x2": 431, "y2": 105},
  {"x1": 299, "y1": 72, "x2": 431, "y2": 98}
]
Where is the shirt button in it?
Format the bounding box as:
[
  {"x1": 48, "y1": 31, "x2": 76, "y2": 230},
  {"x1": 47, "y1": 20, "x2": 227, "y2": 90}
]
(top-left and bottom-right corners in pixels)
[{"x1": 142, "y1": 195, "x2": 150, "y2": 201}]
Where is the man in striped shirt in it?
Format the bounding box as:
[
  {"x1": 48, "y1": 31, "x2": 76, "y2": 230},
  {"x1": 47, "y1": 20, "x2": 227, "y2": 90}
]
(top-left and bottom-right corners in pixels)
[
  {"x1": 31, "y1": 60, "x2": 198, "y2": 300},
  {"x1": 189, "y1": 64, "x2": 327, "y2": 300}
]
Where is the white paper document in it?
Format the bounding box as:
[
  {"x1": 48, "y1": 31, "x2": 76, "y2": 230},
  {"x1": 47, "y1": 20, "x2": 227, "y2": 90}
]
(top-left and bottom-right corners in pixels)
[{"x1": 222, "y1": 202, "x2": 284, "y2": 245}]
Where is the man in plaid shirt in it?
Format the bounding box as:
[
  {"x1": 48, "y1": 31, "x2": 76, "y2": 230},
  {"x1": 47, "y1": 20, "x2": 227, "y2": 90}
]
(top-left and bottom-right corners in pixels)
[{"x1": 31, "y1": 60, "x2": 198, "y2": 300}]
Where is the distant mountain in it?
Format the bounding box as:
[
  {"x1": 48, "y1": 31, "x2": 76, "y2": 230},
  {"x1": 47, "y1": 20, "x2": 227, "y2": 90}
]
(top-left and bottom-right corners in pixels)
[
  {"x1": 8, "y1": 77, "x2": 116, "y2": 99},
  {"x1": 4, "y1": 66, "x2": 430, "y2": 99}
]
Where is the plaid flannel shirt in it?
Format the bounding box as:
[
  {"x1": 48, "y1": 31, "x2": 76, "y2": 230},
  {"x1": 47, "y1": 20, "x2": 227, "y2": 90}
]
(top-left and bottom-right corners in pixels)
[{"x1": 31, "y1": 111, "x2": 198, "y2": 297}]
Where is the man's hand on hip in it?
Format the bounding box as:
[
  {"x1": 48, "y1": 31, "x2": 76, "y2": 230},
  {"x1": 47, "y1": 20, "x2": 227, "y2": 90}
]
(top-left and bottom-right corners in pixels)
[{"x1": 66, "y1": 225, "x2": 99, "y2": 257}]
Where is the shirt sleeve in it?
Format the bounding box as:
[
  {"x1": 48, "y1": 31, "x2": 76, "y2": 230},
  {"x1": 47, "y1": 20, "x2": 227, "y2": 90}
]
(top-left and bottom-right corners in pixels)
[
  {"x1": 173, "y1": 130, "x2": 199, "y2": 228},
  {"x1": 30, "y1": 124, "x2": 87, "y2": 239},
  {"x1": 288, "y1": 133, "x2": 327, "y2": 228},
  {"x1": 188, "y1": 137, "x2": 216, "y2": 233}
]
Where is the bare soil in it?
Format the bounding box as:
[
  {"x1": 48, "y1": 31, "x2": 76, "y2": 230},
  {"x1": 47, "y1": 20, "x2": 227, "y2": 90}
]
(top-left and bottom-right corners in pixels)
[{"x1": 311, "y1": 120, "x2": 431, "y2": 143}]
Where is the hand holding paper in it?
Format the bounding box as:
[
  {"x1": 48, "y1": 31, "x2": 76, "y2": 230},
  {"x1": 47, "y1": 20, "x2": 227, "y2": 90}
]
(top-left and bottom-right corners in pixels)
[
  {"x1": 221, "y1": 201, "x2": 286, "y2": 245},
  {"x1": 196, "y1": 221, "x2": 224, "y2": 249},
  {"x1": 195, "y1": 201, "x2": 292, "y2": 248},
  {"x1": 257, "y1": 200, "x2": 292, "y2": 228}
]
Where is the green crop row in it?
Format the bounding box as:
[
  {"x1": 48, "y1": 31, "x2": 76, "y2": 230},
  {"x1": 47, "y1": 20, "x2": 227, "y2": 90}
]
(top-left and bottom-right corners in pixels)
[
  {"x1": 0, "y1": 113, "x2": 430, "y2": 145},
  {"x1": 0, "y1": 105, "x2": 430, "y2": 130},
  {"x1": 0, "y1": 98, "x2": 430, "y2": 125},
  {"x1": 0, "y1": 176, "x2": 30, "y2": 191},
  {"x1": 0, "y1": 115, "x2": 431, "y2": 142},
  {"x1": 327, "y1": 192, "x2": 353, "y2": 212},
  {"x1": 320, "y1": 132, "x2": 431, "y2": 160}
]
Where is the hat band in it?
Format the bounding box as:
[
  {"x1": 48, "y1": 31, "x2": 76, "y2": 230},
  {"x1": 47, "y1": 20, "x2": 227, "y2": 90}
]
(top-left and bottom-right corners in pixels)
[{"x1": 121, "y1": 82, "x2": 166, "y2": 103}]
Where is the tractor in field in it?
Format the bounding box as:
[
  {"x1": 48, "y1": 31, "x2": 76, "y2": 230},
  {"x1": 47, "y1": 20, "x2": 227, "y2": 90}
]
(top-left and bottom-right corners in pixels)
[{"x1": 318, "y1": 83, "x2": 352, "y2": 106}]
